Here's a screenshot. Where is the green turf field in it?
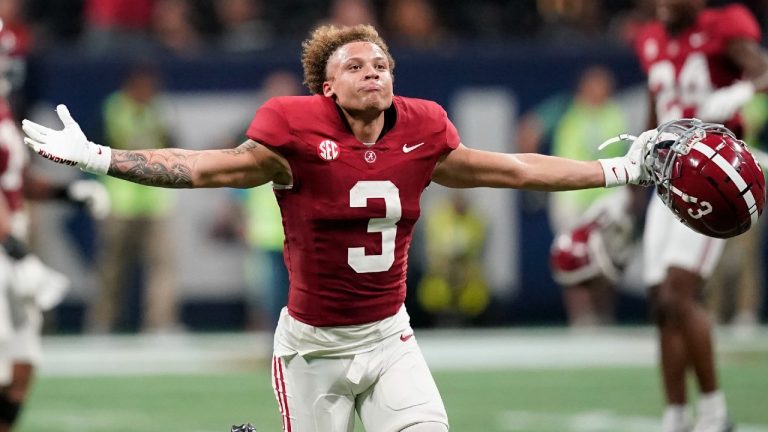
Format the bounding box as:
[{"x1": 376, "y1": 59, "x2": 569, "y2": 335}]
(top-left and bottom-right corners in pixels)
[{"x1": 15, "y1": 328, "x2": 768, "y2": 432}]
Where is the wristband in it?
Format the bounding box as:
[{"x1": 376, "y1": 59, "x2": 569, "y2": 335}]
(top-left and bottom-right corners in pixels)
[
  {"x1": 82, "y1": 142, "x2": 112, "y2": 175},
  {"x1": 598, "y1": 157, "x2": 628, "y2": 188}
]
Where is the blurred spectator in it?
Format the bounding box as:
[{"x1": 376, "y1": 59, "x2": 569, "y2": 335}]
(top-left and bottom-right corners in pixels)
[
  {"x1": 325, "y1": 0, "x2": 377, "y2": 28},
  {"x1": 263, "y1": 1, "x2": 327, "y2": 39},
  {"x1": 25, "y1": 0, "x2": 84, "y2": 48},
  {"x1": 80, "y1": 0, "x2": 156, "y2": 56},
  {"x1": 383, "y1": 0, "x2": 448, "y2": 49},
  {"x1": 518, "y1": 65, "x2": 628, "y2": 326},
  {"x1": 417, "y1": 191, "x2": 490, "y2": 326},
  {"x1": 87, "y1": 64, "x2": 180, "y2": 334},
  {"x1": 151, "y1": 0, "x2": 204, "y2": 57},
  {"x1": 210, "y1": 70, "x2": 301, "y2": 331},
  {"x1": 536, "y1": 0, "x2": 606, "y2": 41},
  {"x1": 519, "y1": 65, "x2": 627, "y2": 233},
  {"x1": 607, "y1": 0, "x2": 655, "y2": 45},
  {"x1": 214, "y1": 0, "x2": 274, "y2": 52}
]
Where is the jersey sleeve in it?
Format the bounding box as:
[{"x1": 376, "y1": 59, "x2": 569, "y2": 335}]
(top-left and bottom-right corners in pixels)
[
  {"x1": 246, "y1": 98, "x2": 292, "y2": 148},
  {"x1": 718, "y1": 5, "x2": 761, "y2": 42},
  {"x1": 445, "y1": 116, "x2": 460, "y2": 152}
]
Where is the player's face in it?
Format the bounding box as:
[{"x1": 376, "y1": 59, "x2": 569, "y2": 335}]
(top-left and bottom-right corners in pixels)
[{"x1": 323, "y1": 41, "x2": 394, "y2": 115}]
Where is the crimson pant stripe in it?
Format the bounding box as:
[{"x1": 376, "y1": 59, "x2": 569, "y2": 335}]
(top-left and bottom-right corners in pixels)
[
  {"x1": 272, "y1": 356, "x2": 289, "y2": 431},
  {"x1": 277, "y1": 357, "x2": 292, "y2": 432}
]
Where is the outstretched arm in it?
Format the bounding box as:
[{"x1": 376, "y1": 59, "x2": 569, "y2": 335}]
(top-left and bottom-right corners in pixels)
[
  {"x1": 433, "y1": 131, "x2": 655, "y2": 191},
  {"x1": 108, "y1": 140, "x2": 291, "y2": 188},
  {"x1": 22, "y1": 105, "x2": 292, "y2": 189},
  {"x1": 432, "y1": 145, "x2": 605, "y2": 191}
]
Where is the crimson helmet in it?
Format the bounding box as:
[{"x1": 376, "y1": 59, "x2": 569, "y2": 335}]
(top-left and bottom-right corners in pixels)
[
  {"x1": 646, "y1": 119, "x2": 766, "y2": 239},
  {"x1": 550, "y1": 221, "x2": 618, "y2": 285},
  {"x1": 550, "y1": 189, "x2": 640, "y2": 286}
]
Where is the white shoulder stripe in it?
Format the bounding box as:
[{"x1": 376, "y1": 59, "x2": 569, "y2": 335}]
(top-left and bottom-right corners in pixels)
[{"x1": 692, "y1": 142, "x2": 759, "y2": 227}]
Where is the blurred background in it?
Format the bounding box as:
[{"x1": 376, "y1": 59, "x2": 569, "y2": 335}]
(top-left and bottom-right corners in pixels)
[
  {"x1": 14, "y1": 0, "x2": 767, "y2": 332},
  {"x1": 3, "y1": 0, "x2": 768, "y2": 431}
]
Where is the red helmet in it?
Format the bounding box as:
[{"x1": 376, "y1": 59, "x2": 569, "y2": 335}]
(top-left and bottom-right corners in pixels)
[
  {"x1": 551, "y1": 221, "x2": 619, "y2": 286},
  {"x1": 646, "y1": 119, "x2": 766, "y2": 239},
  {"x1": 550, "y1": 190, "x2": 639, "y2": 286}
]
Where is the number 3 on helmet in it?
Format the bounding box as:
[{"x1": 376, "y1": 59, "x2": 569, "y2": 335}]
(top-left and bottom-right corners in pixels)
[{"x1": 646, "y1": 118, "x2": 766, "y2": 238}]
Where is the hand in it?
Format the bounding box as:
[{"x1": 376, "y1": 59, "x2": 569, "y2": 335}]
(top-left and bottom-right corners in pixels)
[
  {"x1": 697, "y1": 81, "x2": 755, "y2": 123},
  {"x1": 68, "y1": 179, "x2": 110, "y2": 219},
  {"x1": 598, "y1": 129, "x2": 658, "y2": 187},
  {"x1": 22, "y1": 104, "x2": 112, "y2": 175},
  {"x1": 11, "y1": 254, "x2": 70, "y2": 311}
]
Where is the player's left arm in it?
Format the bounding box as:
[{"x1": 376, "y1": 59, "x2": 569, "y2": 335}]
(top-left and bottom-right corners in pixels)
[
  {"x1": 699, "y1": 37, "x2": 768, "y2": 122},
  {"x1": 432, "y1": 144, "x2": 604, "y2": 191},
  {"x1": 727, "y1": 38, "x2": 768, "y2": 91},
  {"x1": 698, "y1": 3, "x2": 768, "y2": 121},
  {"x1": 432, "y1": 132, "x2": 656, "y2": 190}
]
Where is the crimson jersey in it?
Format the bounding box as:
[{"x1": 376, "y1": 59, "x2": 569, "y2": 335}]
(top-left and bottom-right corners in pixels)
[
  {"x1": 634, "y1": 4, "x2": 761, "y2": 128},
  {"x1": 247, "y1": 95, "x2": 460, "y2": 326}
]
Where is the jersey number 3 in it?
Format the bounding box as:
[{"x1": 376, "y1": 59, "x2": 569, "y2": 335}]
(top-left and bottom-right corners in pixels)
[{"x1": 348, "y1": 180, "x2": 402, "y2": 273}]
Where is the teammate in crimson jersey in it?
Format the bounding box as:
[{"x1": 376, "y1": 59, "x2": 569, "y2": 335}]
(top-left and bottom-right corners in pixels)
[
  {"x1": 21, "y1": 25, "x2": 658, "y2": 432},
  {"x1": 0, "y1": 96, "x2": 109, "y2": 431},
  {"x1": 634, "y1": 1, "x2": 768, "y2": 431}
]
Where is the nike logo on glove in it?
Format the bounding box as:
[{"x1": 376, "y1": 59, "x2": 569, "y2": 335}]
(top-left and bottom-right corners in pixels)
[
  {"x1": 400, "y1": 333, "x2": 414, "y2": 342},
  {"x1": 402, "y1": 142, "x2": 425, "y2": 153}
]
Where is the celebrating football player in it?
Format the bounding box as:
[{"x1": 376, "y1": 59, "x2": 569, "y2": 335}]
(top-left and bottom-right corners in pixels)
[
  {"x1": 634, "y1": 1, "x2": 768, "y2": 431},
  {"x1": 21, "y1": 24, "x2": 659, "y2": 432}
]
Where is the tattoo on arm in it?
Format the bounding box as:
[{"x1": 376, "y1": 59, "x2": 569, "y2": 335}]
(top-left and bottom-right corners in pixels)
[
  {"x1": 221, "y1": 140, "x2": 259, "y2": 156},
  {"x1": 108, "y1": 149, "x2": 197, "y2": 187}
]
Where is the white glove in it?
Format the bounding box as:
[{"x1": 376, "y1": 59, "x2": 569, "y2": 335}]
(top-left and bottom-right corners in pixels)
[
  {"x1": 598, "y1": 129, "x2": 658, "y2": 187},
  {"x1": 697, "y1": 81, "x2": 755, "y2": 123},
  {"x1": 21, "y1": 104, "x2": 112, "y2": 175},
  {"x1": 11, "y1": 254, "x2": 70, "y2": 311},
  {"x1": 68, "y1": 179, "x2": 111, "y2": 219}
]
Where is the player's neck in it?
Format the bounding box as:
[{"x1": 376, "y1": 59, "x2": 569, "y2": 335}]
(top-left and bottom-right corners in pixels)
[{"x1": 338, "y1": 106, "x2": 386, "y2": 144}]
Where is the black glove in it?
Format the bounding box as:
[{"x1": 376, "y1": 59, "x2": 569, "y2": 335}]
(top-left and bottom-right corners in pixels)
[{"x1": 1, "y1": 235, "x2": 29, "y2": 260}]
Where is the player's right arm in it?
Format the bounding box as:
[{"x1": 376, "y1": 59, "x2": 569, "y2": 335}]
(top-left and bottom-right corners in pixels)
[
  {"x1": 21, "y1": 105, "x2": 292, "y2": 189},
  {"x1": 108, "y1": 139, "x2": 291, "y2": 188}
]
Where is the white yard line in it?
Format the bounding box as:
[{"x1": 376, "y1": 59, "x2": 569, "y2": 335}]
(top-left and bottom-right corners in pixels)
[
  {"x1": 37, "y1": 326, "x2": 768, "y2": 377},
  {"x1": 498, "y1": 410, "x2": 768, "y2": 432}
]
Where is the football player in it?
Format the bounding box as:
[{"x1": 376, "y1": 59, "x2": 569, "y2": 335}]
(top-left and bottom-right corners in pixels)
[
  {"x1": 634, "y1": 1, "x2": 768, "y2": 431},
  {"x1": 21, "y1": 24, "x2": 658, "y2": 432},
  {"x1": 0, "y1": 34, "x2": 109, "y2": 430}
]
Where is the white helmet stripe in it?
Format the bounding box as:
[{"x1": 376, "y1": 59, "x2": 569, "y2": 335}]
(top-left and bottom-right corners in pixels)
[{"x1": 692, "y1": 142, "x2": 759, "y2": 226}]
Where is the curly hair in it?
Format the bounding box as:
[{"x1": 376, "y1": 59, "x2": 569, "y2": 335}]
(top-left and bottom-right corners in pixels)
[{"x1": 301, "y1": 24, "x2": 395, "y2": 95}]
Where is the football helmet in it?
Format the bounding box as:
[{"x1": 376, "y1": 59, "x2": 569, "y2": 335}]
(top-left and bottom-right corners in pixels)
[
  {"x1": 551, "y1": 189, "x2": 639, "y2": 286},
  {"x1": 646, "y1": 118, "x2": 765, "y2": 238}
]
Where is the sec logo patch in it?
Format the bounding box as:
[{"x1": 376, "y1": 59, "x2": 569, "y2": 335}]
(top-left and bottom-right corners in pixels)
[{"x1": 318, "y1": 140, "x2": 340, "y2": 161}]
